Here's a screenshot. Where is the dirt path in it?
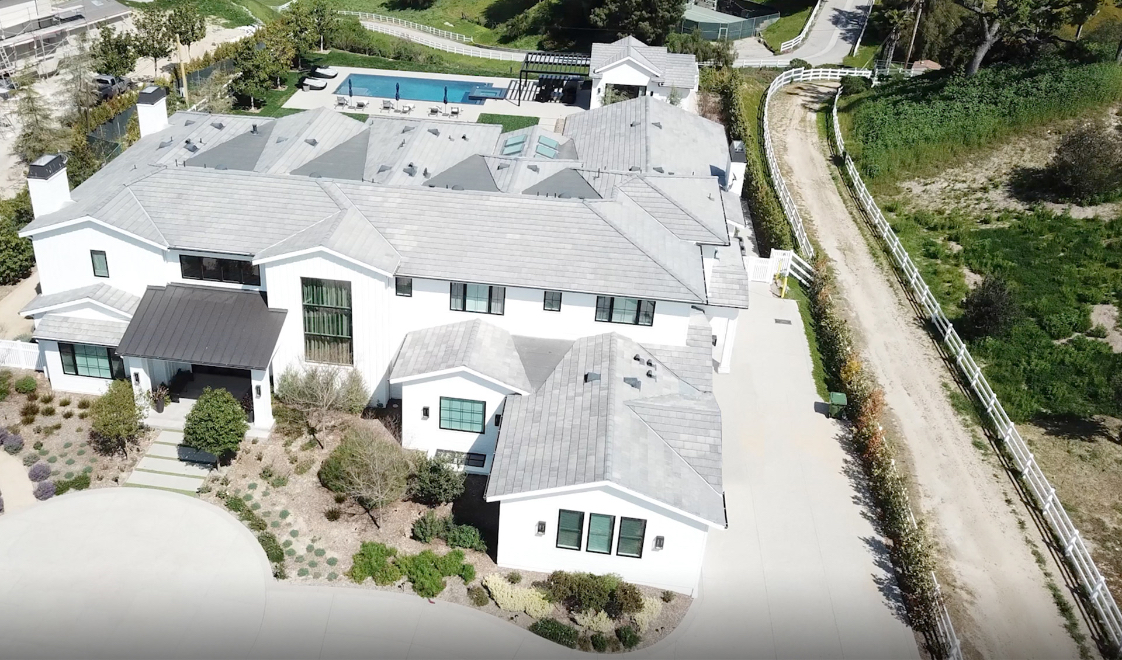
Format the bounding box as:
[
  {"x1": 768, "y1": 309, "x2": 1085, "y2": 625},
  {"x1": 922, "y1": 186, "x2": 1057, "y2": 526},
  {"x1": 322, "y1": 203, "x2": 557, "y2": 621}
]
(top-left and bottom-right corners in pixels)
[{"x1": 769, "y1": 82, "x2": 1081, "y2": 660}]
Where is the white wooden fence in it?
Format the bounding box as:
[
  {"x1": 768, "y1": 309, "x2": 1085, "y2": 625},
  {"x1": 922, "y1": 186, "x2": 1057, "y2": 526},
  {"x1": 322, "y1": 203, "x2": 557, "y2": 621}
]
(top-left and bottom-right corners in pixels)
[
  {"x1": 747, "y1": 249, "x2": 814, "y2": 286},
  {"x1": 830, "y1": 88, "x2": 1122, "y2": 654},
  {"x1": 780, "y1": 0, "x2": 824, "y2": 52},
  {"x1": 0, "y1": 340, "x2": 43, "y2": 371},
  {"x1": 356, "y1": 20, "x2": 527, "y2": 62},
  {"x1": 763, "y1": 66, "x2": 963, "y2": 660},
  {"x1": 339, "y1": 10, "x2": 475, "y2": 43}
]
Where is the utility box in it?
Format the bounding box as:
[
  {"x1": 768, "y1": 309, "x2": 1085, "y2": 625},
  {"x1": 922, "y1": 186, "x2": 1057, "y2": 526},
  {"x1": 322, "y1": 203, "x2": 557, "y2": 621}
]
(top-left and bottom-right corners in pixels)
[{"x1": 828, "y1": 392, "x2": 848, "y2": 418}]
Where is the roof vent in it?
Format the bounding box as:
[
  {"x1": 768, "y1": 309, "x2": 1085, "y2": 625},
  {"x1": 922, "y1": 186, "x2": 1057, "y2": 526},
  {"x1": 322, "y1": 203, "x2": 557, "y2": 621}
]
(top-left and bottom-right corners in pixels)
[
  {"x1": 630, "y1": 121, "x2": 639, "y2": 127},
  {"x1": 527, "y1": 164, "x2": 539, "y2": 173},
  {"x1": 646, "y1": 359, "x2": 654, "y2": 367},
  {"x1": 251, "y1": 124, "x2": 258, "y2": 134},
  {"x1": 404, "y1": 163, "x2": 417, "y2": 177},
  {"x1": 276, "y1": 136, "x2": 288, "y2": 143},
  {"x1": 403, "y1": 126, "x2": 415, "y2": 133},
  {"x1": 428, "y1": 128, "x2": 440, "y2": 137},
  {"x1": 585, "y1": 372, "x2": 601, "y2": 383},
  {"x1": 623, "y1": 376, "x2": 642, "y2": 390},
  {"x1": 184, "y1": 143, "x2": 199, "y2": 153},
  {"x1": 184, "y1": 120, "x2": 196, "y2": 126},
  {"x1": 558, "y1": 192, "x2": 571, "y2": 199},
  {"x1": 451, "y1": 184, "x2": 465, "y2": 191},
  {"x1": 646, "y1": 370, "x2": 657, "y2": 380},
  {"x1": 629, "y1": 166, "x2": 640, "y2": 172},
  {"x1": 158, "y1": 139, "x2": 174, "y2": 149},
  {"x1": 652, "y1": 121, "x2": 662, "y2": 129},
  {"x1": 653, "y1": 166, "x2": 664, "y2": 173},
  {"x1": 399, "y1": 139, "x2": 406, "y2": 148},
  {"x1": 305, "y1": 138, "x2": 318, "y2": 147},
  {"x1": 497, "y1": 162, "x2": 510, "y2": 170},
  {"x1": 461, "y1": 134, "x2": 469, "y2": 141},
  {"x1": 309, "y1": 172, "x2": 321, "y2": 178},
  {"x1": 377, "y1": 164, "x2": 391, "y2": 173},
  {"x1": 211, "y1": 122, "x2": 224, "y2": 130},
  {"x1": 633, "y1": 354, "x2": 642, "y2": 362},
  {"x1": 422, "y1": 167, "x2": 430, "y2": 178},
  {"x1": 216, "y1": 164, "x2": 228, "y2": 170}
]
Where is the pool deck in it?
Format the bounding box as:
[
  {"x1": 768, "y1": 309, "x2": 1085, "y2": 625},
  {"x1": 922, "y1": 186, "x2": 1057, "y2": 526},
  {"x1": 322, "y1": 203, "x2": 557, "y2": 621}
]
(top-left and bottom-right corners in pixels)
[{"x1": 283, "y1": 67, "x2": 588, "y2": 128}]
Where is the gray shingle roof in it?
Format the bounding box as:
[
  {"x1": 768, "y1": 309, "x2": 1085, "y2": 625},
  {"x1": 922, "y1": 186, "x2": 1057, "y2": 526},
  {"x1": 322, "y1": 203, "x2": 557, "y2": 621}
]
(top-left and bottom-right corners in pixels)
[
  {"x1": 618, "y1": 176, "x2": 724, "y2": 244},
  {"x1": 423, "y1": 154, "x2": 499, "y2": 192},
  {"x1": 486, "y1": 332, "x2": 725, "y2": 526},
  {"x1": 21, "y1": 283, "x2": 140, "y2": 317},
  {"x1": 590, "y1": 36, "x2": 698, "y2": 89},
  {"x1": 116, "y1": 284, "x2": 287, "y2": 371},
  {"x1": 33, "y1": 315, "x2": 130, "y2": 346},
  {"x1": 523, "y1": 168, "x2": 603, "y2": 200},
  {"x1": 390, "y1": 319, "x2": 533, "y2": 392},
  {"x1": 708, "y1": 243, "x2": 752, "y2": 308},
  {"x1": 642, "y1": 310, "x2": 714, "y2": 393}
]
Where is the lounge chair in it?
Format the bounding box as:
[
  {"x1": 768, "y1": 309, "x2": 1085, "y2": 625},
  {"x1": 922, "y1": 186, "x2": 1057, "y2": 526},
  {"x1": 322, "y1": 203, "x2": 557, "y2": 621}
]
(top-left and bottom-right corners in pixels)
[
  {"x1": 429, "y1": 106, "x2": 440, "y2": 116},
  {"x1": 336, "y1": 96, "x2": 347, "y2": 108},
  {"x1": 450, "y1": 106, "x2": 460, "y2": 117},
  {"x1": 356, "y1": 100, "x2": 368, "y2": 111},
  {"x1": 382, "y1": 99, "x2": 394, "y2": 112}
]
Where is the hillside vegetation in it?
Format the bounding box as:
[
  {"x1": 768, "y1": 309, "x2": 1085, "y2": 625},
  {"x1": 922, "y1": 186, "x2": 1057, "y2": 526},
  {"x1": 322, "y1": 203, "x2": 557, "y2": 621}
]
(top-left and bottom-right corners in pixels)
[{"x1": 841, "y1": 59, "x2": 1122, "y2": 183}]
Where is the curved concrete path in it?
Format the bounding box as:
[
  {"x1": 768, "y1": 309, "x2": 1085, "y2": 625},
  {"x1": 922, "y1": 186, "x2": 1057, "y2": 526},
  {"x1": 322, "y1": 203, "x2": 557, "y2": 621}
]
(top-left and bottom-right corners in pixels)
[
  {"x1": 0, "y1": 450, "x2": 35, "y2": 513},
  {"x1": 737, "y1": 0, "x2": 874, "y2": 67}
]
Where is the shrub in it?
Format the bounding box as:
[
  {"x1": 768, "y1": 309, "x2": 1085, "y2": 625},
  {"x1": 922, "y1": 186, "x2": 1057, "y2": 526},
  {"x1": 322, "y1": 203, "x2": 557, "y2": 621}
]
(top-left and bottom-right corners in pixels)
[
  {"x1": 409, "y1": 454, "x2": 465, "y2": 505},
  {"x1": 324, "y1": 506, "x2": 342, "y2": 521},
  {"x1": 482, "y1": 573, "x2": 554, "y2": 618},
  {"x1": 0, "y1": 495, "x2": 4, "y2": 513},
  {"x1": 14, "y1": 375, "x2": 36, "y2": 395},
  {"x1": 633, "y1": 595, "x2": 663, "y2": 633},
  {"x1": 573, "y1": 609, "x2": 614, "y2": 634},
  {"x1": 275, "y1": 364, "x2": 370, "y2": 432},
  {"x1": 507, "y1": 571, "x2": 522, "y2": 585},
  {"x1": 273, "y1": 403, "x2": 309, "y2": 439},
  {"x1": 257, "y1": 532, "x2": 285, "y2": 563},
  {"x1": 22, "y1": 452, "x2": 38, "y2": 466},
  {"x1": 960, "y1": 276, "x2": 1018, "y2": 339},
  {"x1": 468, "y1": 585, "x2": 490, "y2": 606},
  {"x1": 77, "y1": 398, "x2": 90, "y2": 409},
  {"x1": 20, "y1": 402, "x2": 39, "y2": 417},
  {"x1": 28, "y1": 462, "x2": 50, "y2": 482},
  {"x1": 0, "y1": 369, "x2": 9, "y2": 401},
  {"x1": 224, "y1": 494, "x2": 267, "y2": 532},
  {"x1": 787, "y1": 58, "x2": 810, "y2": 70},
  {"x1": 20, "y1": 415, "x2": 34, "y2": 426},
  {"x1": 444, "y1": 522, "x2": 487, "y2": 552},
  {"x1": 412, "y1": 509, "x2": 449, "y2": 543},
  {"x1": 183, "y1": 388, "x2": 248, "y2": 460},
  {"x1": 529, "y1": 619, "x2": 579, "y2": 648},
  {"x1": 608, "y1": 582, "x2": 643, "y2": 617},
  {"x1": 348, "y1": 541, "x2": 402, "y2": 585},
  {"x1": 616, "y1": 625, "x2": 640, "y2": 649},
  {"x1": 317, "y1": 425, "x2": 413, "y2": 524},
  {"x1": 459, "y1": 562, "x2": 475, "y2": 584},
  {"x1": 55, "y1": 472, "x2": 90, "y2": 495},
  {"x1": 62, "y1": 410, "x2": 73, "y2": 419},
  {"x1": 90, "y1": 380, "x2": 144, "y2": 455},
  {"x1": 40, "y1": 405, "x2": 55, "y2": 417},
  {"x1": 840, "y1": 75, "x2": 871, "y2": 96},
  {"x1": 58, "y1": 397, "x2": 70, "y2": 407},
  {"x1": 33, "y1": 480, "x2": 55, "y2": 500},
  {"x1": 590, "y1": 633, "x2": 610, "y2": 652},
  {"x1": 396, "y1": 550, "x2": 449, "y2": 597},
  {"x1": 260, "y1": 465, "x2": 288, "y2": 488},
  {"x1": 39, "y1": 393, "x2": 53, "y2": 403},
  {"x1": 1047, "y1": 118, "x2": 1122, "y2": 204},
  {"x1": 3, "y1": 431, "x2": 23, "y2": 455},
  {"x1": 660, "y1": 590, "x2": 676, "y2": 603},
  {"x1": 543, "y1": 571, "x2": 616, "y2": 614}
]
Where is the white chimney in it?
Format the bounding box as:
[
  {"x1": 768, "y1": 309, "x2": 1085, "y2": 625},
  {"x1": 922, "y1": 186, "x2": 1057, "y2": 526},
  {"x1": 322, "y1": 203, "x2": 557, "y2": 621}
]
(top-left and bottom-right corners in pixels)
[
  {"x1": 727, "y1": 140, "x2": 747, "y2": 196},
  {"x1": 27, "y1": 154, "x2": 70, "y2": 218},
  {"x1": 137, "y1": 85, "x2": 169, "y2": 138}
]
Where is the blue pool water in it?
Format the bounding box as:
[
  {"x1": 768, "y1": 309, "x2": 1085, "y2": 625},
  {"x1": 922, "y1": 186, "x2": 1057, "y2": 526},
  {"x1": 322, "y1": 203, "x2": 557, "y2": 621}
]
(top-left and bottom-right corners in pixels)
[{"x1": 335, "y1": 74, "x2": 497, "y2": 105}]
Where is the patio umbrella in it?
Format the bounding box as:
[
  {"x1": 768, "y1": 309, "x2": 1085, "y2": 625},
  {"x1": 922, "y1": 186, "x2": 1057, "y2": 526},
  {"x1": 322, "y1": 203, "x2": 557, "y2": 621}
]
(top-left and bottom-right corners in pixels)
[
  {"x1": 443, "y1": 86, "x2": 448, "y2": 106},
  {"x1": 347, "y1": 78, "x2": 353, "y2": 99},
  {"x1": 395, "y1": 82, "x2": 400, "y2": 103}
]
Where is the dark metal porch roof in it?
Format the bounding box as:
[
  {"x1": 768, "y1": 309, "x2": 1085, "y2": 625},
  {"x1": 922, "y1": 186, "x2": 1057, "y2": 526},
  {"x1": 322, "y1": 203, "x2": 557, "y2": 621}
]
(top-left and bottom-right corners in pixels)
[{"x1": 116, "y1": 284, "x2": 287, "y2": 371}]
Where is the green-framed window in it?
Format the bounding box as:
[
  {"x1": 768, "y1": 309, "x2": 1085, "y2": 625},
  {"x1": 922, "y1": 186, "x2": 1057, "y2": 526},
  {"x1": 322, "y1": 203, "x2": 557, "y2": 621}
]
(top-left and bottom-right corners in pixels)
[
  {"x1": 90, "y1": 250, "x2": 109, "y2": 278},
  {"x1": 594, "y1": 296, "x2": 655, "y2": 326},
  {"x1": 586, "y1": 513, "x2": 615, "y2": 554},
  {"x1": 302, "y1": 277, "x2": 352, "y2": 365},
  {"x1": 616, "y1": 517, "x2": 647, "y2": 558},
  {"x1": 556, "y1": 509, "x2": 584, "y2": 550},
  {"x1": 438, "y1": 397, "x2": 486, "y2": 433},
  {"x1": 59, "y1": 343, "x2": 125, "y2": 380}
]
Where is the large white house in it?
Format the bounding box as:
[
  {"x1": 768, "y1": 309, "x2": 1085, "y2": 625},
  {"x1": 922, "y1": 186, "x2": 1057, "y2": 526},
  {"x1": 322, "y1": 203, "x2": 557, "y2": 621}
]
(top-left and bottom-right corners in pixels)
[
  {"x1": 19, "y1": 80, "x2": 748, "y2": 593},
  {"x1": 588, "y1": 36, "x2": 700, "y2": 112}
]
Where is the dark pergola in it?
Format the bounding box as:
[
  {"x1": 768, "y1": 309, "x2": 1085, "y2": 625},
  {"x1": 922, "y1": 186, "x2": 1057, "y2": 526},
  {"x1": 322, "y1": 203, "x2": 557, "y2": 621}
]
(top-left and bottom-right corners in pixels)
[{"x1": 516, "y1": 51, "x2": 591, "y2": 106}]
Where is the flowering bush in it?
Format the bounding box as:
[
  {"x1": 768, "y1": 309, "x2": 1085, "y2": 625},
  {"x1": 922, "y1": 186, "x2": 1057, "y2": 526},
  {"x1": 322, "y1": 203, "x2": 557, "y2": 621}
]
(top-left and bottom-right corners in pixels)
[
  {"x1": 2, "y1": 431, "x2": 22, "y2": 455},
  {"x1": 633, "y1": 596, "x2": 663, "y2": 634},
  {"x1": 573, "y1": 609, "x2": 614, "y2": 634},
  {"x1": 33, "y1": 480, "x2": 55, "y2": 500},
  {"x1": 482, "y1": 573, "x2": 553, "y2": 618},
  {"x1": 27, "y1": 462, "x2": 50, "y2": 482}
]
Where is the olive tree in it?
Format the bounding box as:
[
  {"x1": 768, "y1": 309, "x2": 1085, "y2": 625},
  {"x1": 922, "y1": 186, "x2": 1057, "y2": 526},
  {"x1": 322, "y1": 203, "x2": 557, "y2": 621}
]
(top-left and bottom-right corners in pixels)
[
  {"x1": 90, "y1": 379, "x2": 146, "y2": 456},
  {"x1": 275, "y1": 363, "x2": 369, "y2": 442},
  {"x1": 183, "y1": 387, "x2": 248, "y2": 461},
  {"x1": 319, "y1": 424, "x2": 414, "y2": 526}
]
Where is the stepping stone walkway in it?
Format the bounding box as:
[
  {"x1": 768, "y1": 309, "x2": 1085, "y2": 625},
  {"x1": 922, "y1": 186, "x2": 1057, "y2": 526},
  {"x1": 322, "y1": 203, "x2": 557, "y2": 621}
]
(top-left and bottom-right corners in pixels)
[{"x1": 125, "y1": 431, "x2": 216, "y2": 496}]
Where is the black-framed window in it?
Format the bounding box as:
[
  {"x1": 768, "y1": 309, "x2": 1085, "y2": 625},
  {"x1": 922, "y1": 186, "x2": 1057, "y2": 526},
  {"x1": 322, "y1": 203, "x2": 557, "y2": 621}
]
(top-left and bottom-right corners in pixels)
[
  {"x1": 465, "y1": 452, "x2": 486, "y2": 468},
  {"x1": 433, "y1": 449, "x2": 487, "y2": 468},
  {"x1": 595, "y1": 296, "x2": 655, "y2": 326},
  {"x1": 396, "y1": 277, "x2": 412, "y2": 297},
  {"x1": 616, "y1": 517, "x2": 647, "y2": 558},
  {"x1": 586, "y1": 513, "x2": 615, "y2": 554},
  {"x1": 180, "y1": 255, "x2": 260, "y2": 286},
  {"x1": 439, "y1": 397, "x2": 486, "y2": 433},
  {"x1": 557, "y1": 509, "x2": 584, "y2": 550},
  {"x1": 450, "y1": 282, "x2": 504, "y2": 315},
  {"x1": 543, "y1": 290, "x2": 562, "y2": 312},
  {"x1": 58, "y1": 343, "x2": 125, "y2": 380},
  {"x1": 302, "y1": 277, "x2": 352, "y2": 365},
  {"x1": 90, "y1": 250, "x2": 109, "y2": 278}
]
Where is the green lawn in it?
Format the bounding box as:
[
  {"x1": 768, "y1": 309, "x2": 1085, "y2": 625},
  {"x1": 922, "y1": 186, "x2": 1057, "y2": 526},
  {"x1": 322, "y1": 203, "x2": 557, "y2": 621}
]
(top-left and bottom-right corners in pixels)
[
  {"x1": 120, "y1": 0, "x2": 283, "y2": 26},
  {"x1": 842, "y1": 43, "x2": 879, "y2": 69},
  {"x1": 311, "y1": 49, "x2": 521, "y2": 78},
  {"x1": 477, "y1": 113, "x2": 538, "y2": 132},
  {"x1": 759, "y1": 0, "x2": 816, "y2": 52},
  {"x1": 786, "y1": 280, "x2": 829, "y2": 400},
  {"x1": 324, "y1": 0, "x2": 545, "y2": 50}
]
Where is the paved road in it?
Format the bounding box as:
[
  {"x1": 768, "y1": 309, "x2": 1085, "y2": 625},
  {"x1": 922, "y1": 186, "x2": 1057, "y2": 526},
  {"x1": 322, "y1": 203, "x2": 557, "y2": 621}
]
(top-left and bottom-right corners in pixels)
[
  {"x1": 0, "y1": 286, "x2": 918, "y2": 659},
  {"x1": 735, "y1": 0, "x2": 874, "y2": 66}
]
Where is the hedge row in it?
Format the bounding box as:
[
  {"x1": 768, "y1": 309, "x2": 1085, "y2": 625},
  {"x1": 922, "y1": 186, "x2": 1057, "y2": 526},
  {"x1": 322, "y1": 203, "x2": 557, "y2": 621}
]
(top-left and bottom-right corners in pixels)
[{"x1": 702, "y1": 68, "x2": 793, "y2": 255}]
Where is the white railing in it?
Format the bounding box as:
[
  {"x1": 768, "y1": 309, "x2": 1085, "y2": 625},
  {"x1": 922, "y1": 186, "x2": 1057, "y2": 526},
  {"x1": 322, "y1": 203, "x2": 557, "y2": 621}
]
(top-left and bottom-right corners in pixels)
[
  {"x1": 749, "y1": 249, "x2": 814, "y2": 286},
  {"x1": 734, "y1": 59, "x2": 793, "y2": 68},
  {"x1": 780, "y1": 0, "x2": 824, "y2": 52},
  {"x1": 830, "y1": 89, "x2": 1122, "y2": 654},
  {"x1": 358, "y1": 21, "x2": 526, "y2": 62},
  {"x1": 763, "y1": 66, "x2": 963, "y2": 660},
  {"x1": 0, "y1": 340, "x2": 43, "y2": 371},
  {"x1": 339, "y1": 10, "x2": 474, "y2": 43}
]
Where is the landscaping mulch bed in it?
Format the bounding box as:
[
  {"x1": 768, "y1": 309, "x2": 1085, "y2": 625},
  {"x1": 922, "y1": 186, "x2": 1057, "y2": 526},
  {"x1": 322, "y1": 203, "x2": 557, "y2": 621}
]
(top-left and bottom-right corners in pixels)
[
  {"x1": 0, "y1": 369, "x2": 151, "y2": 492},
  {"x1": 199, "y1": 411, "x2": 691, "y2": 651}
]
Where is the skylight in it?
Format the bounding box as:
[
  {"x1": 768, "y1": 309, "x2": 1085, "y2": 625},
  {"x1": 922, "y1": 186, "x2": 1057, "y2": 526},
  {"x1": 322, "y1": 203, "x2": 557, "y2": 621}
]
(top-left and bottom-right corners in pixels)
[
  {"x1": 535, "y1": 136, "x2": 560, "y2": 159},
  {"x1": 501, "y1": 134, "x2": 527, "y2": 156}
]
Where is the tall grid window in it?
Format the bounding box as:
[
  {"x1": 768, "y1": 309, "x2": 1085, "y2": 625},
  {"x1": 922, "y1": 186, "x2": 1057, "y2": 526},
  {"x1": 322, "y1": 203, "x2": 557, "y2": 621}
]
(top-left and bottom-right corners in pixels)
[
  {"x1": 586, "y1": 513, "x2": 615, "y2": 554},
  {"x1": 90, "y1": 250, "x2": 109, "y2": 278},
  {"x1": 616, "y1": 517, "x2": 647, "y2": 558},
  {"x1": 595, "y1": 296, "x2": 655, "y2": 326},
  {"x1": 450, "y1": 282, "x2": 504, "y2": 315},
  {"x1": 556, "y1": 509, "x2": 584, "y2": 550},
  {"x1": 438, "y1": 397, "x2": 486, "y2": 433},
  {"x1": 543, "y1": 290, "x2": 562, "y2": 312},
  {"x1": 302, "y1": 278, "x2": 352, "y2": 365},
  {"x1": 59, "y1": 343, "x2": 125, "y2": 380}
]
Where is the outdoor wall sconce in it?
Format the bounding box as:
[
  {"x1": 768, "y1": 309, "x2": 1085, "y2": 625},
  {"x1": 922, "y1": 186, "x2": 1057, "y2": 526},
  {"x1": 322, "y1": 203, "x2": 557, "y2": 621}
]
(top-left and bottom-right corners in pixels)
[
  {"x1": 422, "y1": 406, "x2": 430, "y2": 420},
  {"x1": 255, "y1": 385, "x2": 262, "y2": 399},
  {"x1": 536, "y1": 521, "x2": 546, "y2": 535},
  {"x1": 133, "y1": 372, "x2": 140, "y2": 386},
  {"x1": 654, "y1": 536, "x2": 665, "y2": 551}
]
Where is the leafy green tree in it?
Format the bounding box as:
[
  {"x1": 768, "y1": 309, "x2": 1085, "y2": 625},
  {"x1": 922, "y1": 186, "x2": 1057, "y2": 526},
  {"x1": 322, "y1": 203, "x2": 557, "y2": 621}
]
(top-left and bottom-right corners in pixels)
[
  {"x1": 665, "y1": 29, "x2": 735, "y2": 68},
  {"x1": 0, "y1": 189, "x2": 33, "y2": 230},
  {"x1": 961, "y1": 276, "x2": 1018, "y2": 338},
  {"x1": 320, "y1": 424, "x2": 414, "y2": 526},
  {"x1": 280, "y1": 3, "x2": 318, "y2": 68},
  {"x1": 0, "y1": 221, "x2": 33, "y2": 285},
  {"x1": 957, "y1": 0, "x2": 1071, "y2": 75},
  {"x1": 183, "y1": 387, "x2": 248, "y2": 461},
  {"x1": 880, "y1": 6, "x2": 911, "y2": 65},
  {"x1": 134, "y1": 8, "x2": 173, "y2": 78},
  {"x1": 196, "y1": 70, "x2": 234, "y2": 113},
  {"x1": 589, "y1": 0, "x2": 685, "y2": 45},
  {"x1": 90, "y1": 379, "x2": 145, "y2": 456},
  {"x1": 167, "y1": 3, "x2": 206, "y2": 60},
  {"x1": 409, "y1": 454, "x2": 465, "y2": 505},
  {"x1": 306, "y1": 0, "x2": 339, "y2": 51},
  {"x1": 61, "y1": 33, "x2": 96, "y2": 120},
  {"x1": 1047, "y1": 119, "x2": 1122, "y2": 203},
  {"x1": 65, "y1": 126, "x2": 102, "y2": 188},
  {"x1": 12, "y1": 67, "x2": 63, "y2": 163},
  {"x1": 229, "y1": 36, "x2": 279, "y2": 109},
  {"x1": 92, "y1": 26, "x2": 136, "y2": 77}
]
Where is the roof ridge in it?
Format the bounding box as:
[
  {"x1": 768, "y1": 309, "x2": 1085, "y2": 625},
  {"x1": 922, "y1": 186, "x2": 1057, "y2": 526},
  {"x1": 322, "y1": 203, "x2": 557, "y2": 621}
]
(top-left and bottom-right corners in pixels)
[
  {"x1": 640, "y1": 177, "x2": 725, "y2": 242},
  {"x1": 626, "y1": 400, "x2": 723, "y2": 498},
  {"x1": 125, "y1": 187, "x2": 170, "y2": 247},
  {"x1": 602, "y1": 334, "x2": 618, "y2": 483}
]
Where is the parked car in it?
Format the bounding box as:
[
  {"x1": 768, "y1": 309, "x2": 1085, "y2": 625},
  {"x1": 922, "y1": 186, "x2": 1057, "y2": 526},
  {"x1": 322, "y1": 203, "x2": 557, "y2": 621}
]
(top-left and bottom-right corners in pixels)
[
  {"x1": 309, "y1": 65, "x2": 338, "y2": 79},
  {"x1": 92, "y1": 74, "x2": 132, "y2": 101}
]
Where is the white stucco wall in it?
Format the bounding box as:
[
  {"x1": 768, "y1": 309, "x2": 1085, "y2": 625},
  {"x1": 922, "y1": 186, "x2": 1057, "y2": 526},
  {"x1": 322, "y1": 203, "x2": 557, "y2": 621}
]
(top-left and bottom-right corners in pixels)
[
  {"x1": 396, "y1": 371, "x2": 512, "y2": 473},
  {"x1": 31, "y1": 222, "x2": 167, "y2": 297},
  {"x1": 38, "y1": 339, "x2": 114, "y2": 395},
  {"x1": 493, "y1": 485, "x2": 712, "y2": 595}
]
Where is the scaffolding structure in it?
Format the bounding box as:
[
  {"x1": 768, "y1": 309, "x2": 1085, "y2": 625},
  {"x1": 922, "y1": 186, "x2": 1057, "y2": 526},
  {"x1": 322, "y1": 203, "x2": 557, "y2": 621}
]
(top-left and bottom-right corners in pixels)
[{"x1": 0, "y1": 0, "x2": 129, "y2": 77}]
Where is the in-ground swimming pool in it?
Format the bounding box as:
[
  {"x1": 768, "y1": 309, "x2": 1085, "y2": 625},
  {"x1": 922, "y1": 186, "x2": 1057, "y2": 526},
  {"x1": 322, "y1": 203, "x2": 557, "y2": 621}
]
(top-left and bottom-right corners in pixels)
[{"x1": 334, "y1": 73, "x2": 499, "y2": 105}]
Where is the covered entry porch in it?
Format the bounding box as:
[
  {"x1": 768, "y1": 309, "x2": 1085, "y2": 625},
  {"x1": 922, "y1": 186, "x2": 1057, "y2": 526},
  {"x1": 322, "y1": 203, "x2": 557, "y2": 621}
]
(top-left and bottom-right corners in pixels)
[{"x1": 115, "y1": 284, "x2": 288, "y2": 432}]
